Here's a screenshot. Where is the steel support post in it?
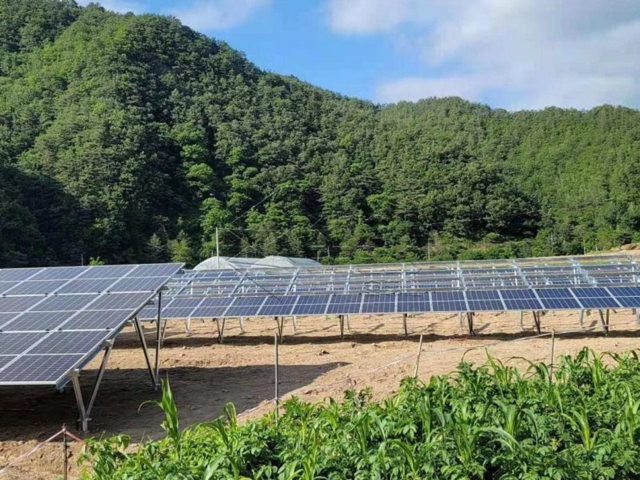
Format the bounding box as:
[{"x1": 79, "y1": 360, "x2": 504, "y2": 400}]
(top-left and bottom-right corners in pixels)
[
  {"x1": 154, "y1": 291, "x2": 162, "y2": 390},
  {"x1": 239, "y1": 317, "x2": 245, "y2": 333},
  {"x1": 339, "y1": 315, "x2": 345, "y2": 339},
  {"x1": 292, "y1": 315, "x2": 298, "y2": 333},
  {"x1": 403, "y1": 313, "x2": 408, "y2": 337},
  {"x1": 133, "y1": 317, "x2": 156, "y2": 388},
  {"x1": 346, "y1": 315, "x2": 351, "y2": 331},
  {"x1": 519, "y1": 311, "x2": 524, "y2": 330},
  {"x1": 215, "y1": 318, "x2": 226, "y2": 343},
  {"x1": 579, "y1": 310, "x2": 585, "y2": 329},
  {"x1": 70, "y1": 340, "x2": 114, "y2": 433},
  {"x1": 275, "y1": 316, "x2": 284, "y2": 342},
  {"x1": 598, "y1": 309, "x2": 610, "y2": 335},
  {"x1": 532, "y1": 311, "x2": 541, "y2": 334},
  {"x1": 466, "y1": 312, "x2": 475, "y2": 336}
]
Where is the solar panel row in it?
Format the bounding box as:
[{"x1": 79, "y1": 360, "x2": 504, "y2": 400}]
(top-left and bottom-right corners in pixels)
[
  {"x1": 140, "y1": 286, "x2": 640, "y2": 320},
  {"x1": 0, "y1": 263, "x2": 183, "y2": 386}
]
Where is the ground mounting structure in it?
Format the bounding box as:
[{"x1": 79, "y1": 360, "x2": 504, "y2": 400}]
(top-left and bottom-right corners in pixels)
[
  {"x1": 0, "y1": 263, "x2": 183, "y2": 431},
  {"x1": 140, "y1": 254, "x2": 640, "y2": 340}
]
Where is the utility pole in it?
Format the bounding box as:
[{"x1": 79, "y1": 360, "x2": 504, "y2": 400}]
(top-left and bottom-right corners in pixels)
[{"x1": 216, "y1": 227, "x2": 220, "y2": 268}]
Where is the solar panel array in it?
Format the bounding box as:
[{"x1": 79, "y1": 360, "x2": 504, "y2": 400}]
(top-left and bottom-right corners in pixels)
[
  {"x1": 0, "y1": 263, "x2": 183, "y2": 386},
  {"x1": 134, "y1": 255, "x2": 640, "y2": 321},
  {"x1": 167, "y1": 254, "x2": 640, "y2": 297},
  {"x1": 139, "y1": 285, "x2": 640, "y2": 320}
]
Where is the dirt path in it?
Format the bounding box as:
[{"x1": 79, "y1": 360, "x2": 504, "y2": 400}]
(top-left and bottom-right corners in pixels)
[{"x1": 1, "y1": 309, "x2": 639, "y2": 479}]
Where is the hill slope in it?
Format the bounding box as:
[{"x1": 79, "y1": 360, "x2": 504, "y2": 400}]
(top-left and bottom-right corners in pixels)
[{"x1": 1, "y1": 0, "x2": 639, "y2": 267}]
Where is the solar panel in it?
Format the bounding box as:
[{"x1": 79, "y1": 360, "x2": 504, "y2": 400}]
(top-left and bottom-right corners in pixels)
[
  {"x1": 0, "y1": 296, "x2": 44, "y2": 312},
  {"x1": 33, "y1": 295, "x2": 98, "y2": 312},
  {"x1": 87, "y1": 292, "x2": 154, "y2": 311},
  {"x1": 259, "y1": 296, "x2": 297, "y2": 316},
  {"x1": 56, "y1": 278, "x2": 115, "y2": 294},
  {"x1": 190, "y1": 297, "x2": 232, "y2": 318},
  {"x1": 431, "y1": 291, "x2": 467, "y2": 312},
  {"x1": 29, "y1": 331, "x2": 112, "y2": 355},
  {"x1": 109, "y1": 277, "x2": 168, "y2": 293},
  {"x1": 159, "y1": 307, "x2": 193, "y2": 319},
  {"x1": 0, "y1": 355, "x2": 17, "y2": 369},
  {"x1": 0, "y1": 332, "x2": 48, "y2": 354},
  {"x1": 361, "y1": 293, "x2": 396, "y2": 314},
  {"x1": 535, "y1": 288, "x2": 582, "y2": 310},
  {"x1": 0, "y1": 268, "x2": 43, "y2": 282},
  {"x1": 79, "y1": 265, "x2": 136, "y2": 279},
  {"x1": 606, "y1": 286, "x2": 640, "y2": 308},
  {"x1": 500, "y1": 289, "x2": 543, "y2": 310},
  {"x1": 327, "y1": 294, "x2": 363, "y2": 314},
  {"x1": 571, "y1": 287, "x2": 621, "y2": 309},
  {"x1": 466, "y1": 290, "x2": 504, "y2": 311},
  {"x1": 292, "y1": 295, "x2": 330, "y2": 315},
  {"x1": 30, "y1": 267, "x2": 86, "y2": 281},
  {"x1": 130, "y1": 264, "x2": 186, "y2": 277},
  {"x1": 224, "y1": 296, "x2": 266, "y2": 317},
  {"x1": 0, "y1": 313, "x2": 18, "y2": 328},
  {"x1": 397, "y1": 293, "x2": 430, "y2": 313},
  {"x1": 2, "y1": 280, "x2": 68, "y2": 296},
  {"x1": 60, "y1": 310, "x2": 133, "y2": 330},
  {"x1": 0, "y1": 354, "x2": 84, "y2": 384},
  {"x1": 0, "y1": 262, "x2": 183, "y2": 386},
  {"x1": 1, "y1": 311, "x2": 73, "y2": 331},
  {"x1": 0, "y1": 282, "x2": 19, "y2": 295}
]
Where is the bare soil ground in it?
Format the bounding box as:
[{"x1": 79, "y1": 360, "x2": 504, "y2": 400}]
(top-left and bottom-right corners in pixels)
[{"x1": 1, "y1": 309, "x2": 639, "y2": 479}]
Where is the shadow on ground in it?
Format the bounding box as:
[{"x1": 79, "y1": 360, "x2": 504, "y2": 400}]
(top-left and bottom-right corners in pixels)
[{"x1": 0, "y1": 361, "x2": 344, "y2": 442}]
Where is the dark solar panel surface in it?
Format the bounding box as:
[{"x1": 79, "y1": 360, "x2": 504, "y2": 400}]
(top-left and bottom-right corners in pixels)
[
  {"x1": 327, "y1": 294, "x2": 363, "y2": 314},
  {"x1": 0, "y1": 263, "x2": 182, "y2": 385}
]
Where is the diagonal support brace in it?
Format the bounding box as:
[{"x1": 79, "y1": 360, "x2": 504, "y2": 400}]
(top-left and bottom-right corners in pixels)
[{"x1": 70, "y1": 339, "x2": 114, "y2": 433}]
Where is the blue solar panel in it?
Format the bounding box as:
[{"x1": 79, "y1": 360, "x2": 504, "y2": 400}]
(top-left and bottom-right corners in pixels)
[
  {"x1": 191, "y1": 297, "x2": 233, "y2": 318},
  {"x1": 0, "y1": 268, "x2": 44, "y2": 282},
  {"x1": 259, "y1": 296, "x2": 297, "y2": 316},
  {"x1": 29, "y1": 331, "x2": 112, "y2": 355},
  {"x1": 60, "y1": 310, "x2": 133, "y2": 330},
  {"x1": 432, "y1": 291, "x2": 466, "y2": 312},
  {"x1": 2, "y1": 280, "x2": 68, "y2": 296},
  {"x1": 397, "y1": 293, "x2": 430, "y2": 313},
  {"x1": 56, "y1": 278, "x2": 116, "y2": 294},
  {"x1": 292, "y1": 295, "x2": 330, "y2": 315},
  {"x1": 0, "y1": 332, "x2": 48, "y2": 354},
  {"x1": 31, "y1": 267, "x2": 85, "y2": 281},
  {"x1": 79, "y1": 265, "x2": 137, "y2": 279},
  {"x1": 129, "y1": 264, "x2": 184, "y2": 277},
  {"x1": 109, "y1": 277, "x2": 167, "y2": 293},
  {"x1": 608, "y1": 286, "x2": 640, "y2": 297},
  {"x1": 0, "y1": 313, "x2": 18, "y2": 328},
  {"x1": 570, "y1": 287, "x2": 621, "y2": 309},
  {"x1": 0, "y1": 296, "x2": 44, "y2": 313},
  {"x1": 535, "y1": 288, "x2": 581, "y2": 310},
  {"x1": 87, "y1": 292, "x2": 153, "y2": 310},
  {"x1": 224, "y1": 296, "x2": 266, "y2": 317},
  {"x1": 0, "y1": 354, "x2": 84, "y2": 384},
  {"x1": 361, "y1": 293, "x2": 396, "y2": 314},
  {"x1": 162, "y1": 307, "x2": 195, "y2": 319},
  {"x1": 500, "y1": 289, "x2": 544, "y2": 310},
  {"x1": 466, "y1": 290, "x2": 504, "y2": 311},
  {"x1": 327, "y1": 294, "x2": 363, "y2": 314},
  {"x1": 1, "y1": 311, "x2": 73, "y2": 331},
  {"x1": 0, "y1": 282, "x2": 20, "y2": 295},
  {"x1": 33, "y1": 295, "x2": 98, "y2": 312}
]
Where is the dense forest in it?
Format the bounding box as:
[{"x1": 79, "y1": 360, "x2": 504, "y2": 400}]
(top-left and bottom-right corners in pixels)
[{"x1": 1, "y1": 0, "x2": 640, "y2": 268}]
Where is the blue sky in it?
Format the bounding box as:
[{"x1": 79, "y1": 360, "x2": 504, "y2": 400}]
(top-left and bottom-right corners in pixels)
[{"x1": 80, "y1": 0, "x2": 640, "y2": 110}]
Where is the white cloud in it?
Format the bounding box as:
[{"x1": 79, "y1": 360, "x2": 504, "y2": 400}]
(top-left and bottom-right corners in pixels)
[
  {"x1": 171, "y1": 0, "x2": 270, "y2": 31},
  {"x1": 327, "y1": 0, "x2": 640, "y2": 109}
]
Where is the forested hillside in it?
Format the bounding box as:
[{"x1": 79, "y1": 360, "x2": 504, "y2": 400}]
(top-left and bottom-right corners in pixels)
[{"x1": 1, "y1": 0, "x2": 639, "y2": 267}]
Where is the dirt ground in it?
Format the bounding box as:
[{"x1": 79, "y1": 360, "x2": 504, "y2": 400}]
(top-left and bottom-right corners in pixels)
[{"x1": 1, "y1": 308, "x2": 639, "y2": 479}]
